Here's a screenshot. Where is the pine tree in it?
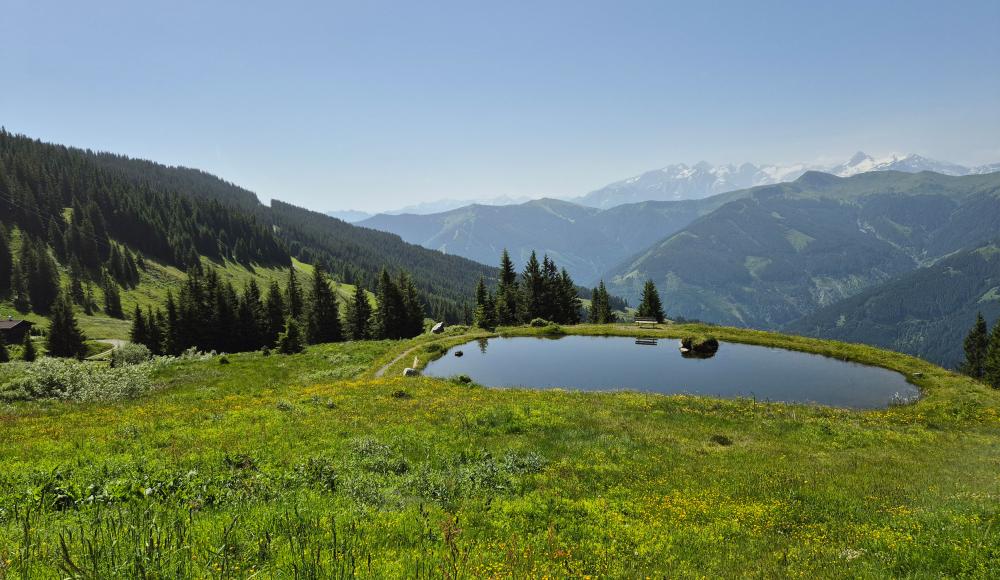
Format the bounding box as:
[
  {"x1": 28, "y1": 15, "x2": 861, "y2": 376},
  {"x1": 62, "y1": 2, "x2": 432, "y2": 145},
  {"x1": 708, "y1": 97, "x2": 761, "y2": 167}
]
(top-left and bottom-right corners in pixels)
[
  {"x1": 472, "y1": 276, "x2": 497, "y2": 329},
  {"x1": 165, "y1": 290, "x2": 181, "y2": 355},
  {"x1": 636, "y1": 279, "x2": 666, "y2": 323},
  {"x1": 264, "y1": 280, "x2": 286, "y2": 346},
  {"x1": 130, "y1": 304, "x2": 148, "y2": 347},
  {"x1": 277, "y1": 317, "x2": 305, "y2": 354},
  {"x1": 0, "y1": 225, "x2": 12, "y2": 300},
  {"x1": 521, "y1": 251, "x2": 544, "y2": 322},
  {"x1": 21, "y1": 332, "x2": 36, "y2": 362},
  {"x1": 984, "y1": 319, "x2": 1000, "y2": 389},
  {"x1": 589, "y1": 281, "x2": 615, "y2": 324},
  {"x1": 961, "y1": 313, "x2": 989, "y2": 379},
  {"x1": 286, "y1": 267, "x2": 304, "y2": 319},
  {"x1": 146, "y1": 307, "x2": 164, "y2": 354},
  {"x1": 21, "y1": 236, "x2": 60, "y2": 314},
  {"x1": 557, "y1": 269, "x2": 581, "y2": 324},
  {"x1": 305, "y1": 265, "x2": 342, "y2": 344},
  {"x1": 102, "y1": 273, "x2": 124, "y2": 318},
  {"x1": 11, "y1": 261, "x2": 29, "y2": 312},
  {"x1": 237, "y1": 279, "x2": 266, "y2": 350},
  {"x1": 398, "y1": 272, "x2": 425, "y2": 338},
  {"x1": 46, "y1": 295, "x2": 87, "y2": 359},
  {"x1": 496, "y1": 249, "x2": 519, "y2": 326},
  {"x1": 345, "y1": 284, "x2": 372, "y2": 340},
  {"x1": 0, "y1": 333, "x2": 8, "y2": 363},
  {"x1": 373, "y1": 269, "x2": 403, "y2": 339}
]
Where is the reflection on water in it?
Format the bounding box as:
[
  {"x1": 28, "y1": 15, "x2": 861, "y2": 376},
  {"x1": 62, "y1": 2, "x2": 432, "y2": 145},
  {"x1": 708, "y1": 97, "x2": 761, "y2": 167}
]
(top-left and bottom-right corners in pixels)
[{"x1": 423, "y1": 335, "x2": 918, "y2": 409}]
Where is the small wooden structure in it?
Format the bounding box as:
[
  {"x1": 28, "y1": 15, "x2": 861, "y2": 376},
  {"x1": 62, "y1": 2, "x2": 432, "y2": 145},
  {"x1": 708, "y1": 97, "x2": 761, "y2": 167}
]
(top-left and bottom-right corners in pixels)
[
  {"x1": 0, "y1": 318, "x2": 33, "y2": 344},
  {"x1": 634, "y1": 316, "x2": 659, "y2": 326}
]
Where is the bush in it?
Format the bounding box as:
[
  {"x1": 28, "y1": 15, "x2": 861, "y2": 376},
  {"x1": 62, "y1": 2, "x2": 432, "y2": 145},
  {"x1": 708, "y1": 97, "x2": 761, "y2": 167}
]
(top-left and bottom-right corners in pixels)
[
  {"x1": 109, "y1": 343, "x2": 152, "y2": 367},
  {"x1": 538, "y1": 323, "x2": 564, "y2": 336},
  {"x1": 424, "y1": 343, "x2": 446, "y2": 355},
  {"x1": 529, "y1": 318, "x2": 551, "y2": 327},
  {"x1": 1, "y1": 357, "x2": 154, "y2": 402}
]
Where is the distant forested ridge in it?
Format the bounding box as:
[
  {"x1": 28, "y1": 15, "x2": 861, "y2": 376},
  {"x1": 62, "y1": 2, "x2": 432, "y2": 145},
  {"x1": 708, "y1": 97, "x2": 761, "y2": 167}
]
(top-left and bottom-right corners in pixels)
[
  {"x1": 786, "y1": 240, "x2": 1000, "y2": 367},
  {"x1": 0, "y1": 130, "x2": 495, "y2": 322}
]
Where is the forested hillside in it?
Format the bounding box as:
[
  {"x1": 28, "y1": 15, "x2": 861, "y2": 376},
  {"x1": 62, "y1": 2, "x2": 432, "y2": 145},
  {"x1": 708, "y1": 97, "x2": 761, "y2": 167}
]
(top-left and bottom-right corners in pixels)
[
  {"x1": 786, "y1": 241, "x2": 1000, "y2": 367},
  {"x1": 0, "y1": 131, "x2": 494, "y2": 325},
  {"x1": 603, "y1": 171, "x2": 1000, "y2": 364}
]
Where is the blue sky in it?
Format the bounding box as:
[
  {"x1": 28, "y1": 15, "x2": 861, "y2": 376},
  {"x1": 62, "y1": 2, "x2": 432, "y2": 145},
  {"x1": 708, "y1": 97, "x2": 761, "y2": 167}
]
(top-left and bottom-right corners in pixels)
[{"x1": 3, "y1": 0, "x2": 999, "y2": 212}]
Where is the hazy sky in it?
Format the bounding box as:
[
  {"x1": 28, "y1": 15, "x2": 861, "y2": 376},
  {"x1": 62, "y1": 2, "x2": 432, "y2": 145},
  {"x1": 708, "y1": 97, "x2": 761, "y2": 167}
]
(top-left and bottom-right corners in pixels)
[{"x1": 3, "y1": 0, "x2": 999, "y2": 212}]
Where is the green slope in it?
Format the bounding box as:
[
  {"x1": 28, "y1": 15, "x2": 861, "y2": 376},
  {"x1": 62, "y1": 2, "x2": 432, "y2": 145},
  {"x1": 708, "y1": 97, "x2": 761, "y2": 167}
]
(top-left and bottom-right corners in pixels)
[
  {"x1": 603, "y1": 171, "x2": 1000, "y2": 333},
  {"x1": 786, "y1": 241, "x2": 1000, "y2": 367}
]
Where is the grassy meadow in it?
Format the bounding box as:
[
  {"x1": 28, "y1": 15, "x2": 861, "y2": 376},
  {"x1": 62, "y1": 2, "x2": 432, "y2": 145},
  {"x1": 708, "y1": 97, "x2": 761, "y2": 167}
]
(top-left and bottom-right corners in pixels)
[{"x1": 1, "y1": 325, "x2": 999, "y2": 577}]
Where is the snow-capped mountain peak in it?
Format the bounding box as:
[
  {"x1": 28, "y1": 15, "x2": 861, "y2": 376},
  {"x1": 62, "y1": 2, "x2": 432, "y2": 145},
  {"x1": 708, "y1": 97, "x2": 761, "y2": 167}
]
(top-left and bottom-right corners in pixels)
[{"x1": 573, "y1": 152, "x2": 1000, "y2": 208}]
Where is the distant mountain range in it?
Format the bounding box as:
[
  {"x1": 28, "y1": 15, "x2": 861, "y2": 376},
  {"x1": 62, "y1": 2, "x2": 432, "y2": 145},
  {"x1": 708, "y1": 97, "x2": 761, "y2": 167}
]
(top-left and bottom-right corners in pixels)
[
  {"x1": 359, "y1": 196, "x2": 725, "y2": 285},
  {"x1": 360, "y1": 168, "x2": 1000, "y2": 367},
  {"x1": 573, "y1": 152, "x2": 1000, "y2": 208},
  {"x1": 346, "y1": 151, "x2": 999, "y2": 221},
  {"x1": 329, "y1": 195, "x2": 533, "y2": 222}
]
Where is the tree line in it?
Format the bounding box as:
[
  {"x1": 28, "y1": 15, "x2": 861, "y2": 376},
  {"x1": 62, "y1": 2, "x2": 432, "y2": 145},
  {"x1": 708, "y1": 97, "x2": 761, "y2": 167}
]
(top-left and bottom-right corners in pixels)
[
  {"x1": 129, "y1": 266, "x2": 426, "y2": 356},
  {"x1": 471, "y1": 250, "x2": 666, "y2": 328},
  {"x1": 960, "y1": 312, "x2": 1000, "y2": 389}
]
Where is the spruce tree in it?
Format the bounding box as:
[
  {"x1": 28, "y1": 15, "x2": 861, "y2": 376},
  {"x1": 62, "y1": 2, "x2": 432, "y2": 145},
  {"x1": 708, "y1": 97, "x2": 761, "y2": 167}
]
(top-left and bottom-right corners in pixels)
[
  {"x1": 277, "y1": 318, "x2": 305, "y2": 354},
  {"x1": 264, "y1": 280, "x2": 286, "y2": 346},
  {"x1": 496, "y1": 249, "x2": 519, "y2": 326},
  {"x1": 237, "y1": 279, "x2": 265, "y2": 350},
  {"x1": 46, "y1": 295, "x2": 87, "y2": 359},
  {"x1": 11, "y1": 262, "x2": 29, "y2": 312},
  {"x1": 100, "y1": 272, "x2": 123, "y2": 318},
  {"x1": 984, "y1": 319, "x2": 1000, "y2": 389},
  {"x1": 345, "y1": 284, "x2": 372, "y2": 340},
  {"x1": 305, "y1": 265, "x2": 342, "y2": 344},
  {"x1": 146, "y1": 307, "x2": 164, "y2": 354},
  {"x1": 164, "y1": 290, "x2": 181, "y2": 355},
  {"x1": 0, "y1": 225, "x2": 12, "y2": 299},
  {"x1": 398, "y1": 272, "x2": 425, "y2": 338},
  {"x1": 130, "y1": 305, "x2": 148, "y2": 347},
  {"x1": 521, "y1": 251, "x2": 544, "y2": 322},
  {"x1": 589, "y1": 281, "x2": 615, "y2": 324},
  {"x1": 636, "y1": 279, "x2": 666, "y2": 323},
  {"x1": 21, "y1": 333, "x2": 36, "y2": 362},
  {"x1": 961, "y1": 313, "x2": 989, "y2": 379},
  {"x1": 286, "y1": 267, "x2": 304, "y2": 319},
  {"x1": 558, "y1": 268, "x2": 581, "y2": 324}
]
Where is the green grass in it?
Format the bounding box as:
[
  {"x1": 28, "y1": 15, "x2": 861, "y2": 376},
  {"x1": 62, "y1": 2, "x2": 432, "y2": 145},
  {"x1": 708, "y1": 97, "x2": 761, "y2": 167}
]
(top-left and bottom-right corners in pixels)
[{"x1": 1, "y1": 325, "x2": 999, "y2": 577}]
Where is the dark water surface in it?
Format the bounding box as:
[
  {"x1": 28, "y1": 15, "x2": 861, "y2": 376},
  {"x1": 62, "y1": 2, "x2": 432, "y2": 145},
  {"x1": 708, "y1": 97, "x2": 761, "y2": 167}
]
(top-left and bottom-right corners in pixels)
[{"x1": 423, "y1": 335, "x2": 918, "y2": 409}]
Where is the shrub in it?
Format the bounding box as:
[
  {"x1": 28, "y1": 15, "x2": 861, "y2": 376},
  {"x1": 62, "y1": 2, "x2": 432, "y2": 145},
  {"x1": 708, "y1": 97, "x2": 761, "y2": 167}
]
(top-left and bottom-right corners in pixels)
[
  {"x1": 529, "y1": 318, "x2": 551, "y2": 327},
  {"x1": 539, "y1": 323, "x2": 564, "y2": 336},
  {"x1": 109, "y1": 343, "x2": 152, "y2": 367},
  {"x1": 424, "y1": 343, "x2": 446, "y2": 355},
  {"x1": 1, "y1": 357, "x2": 154, "y2": 402}
]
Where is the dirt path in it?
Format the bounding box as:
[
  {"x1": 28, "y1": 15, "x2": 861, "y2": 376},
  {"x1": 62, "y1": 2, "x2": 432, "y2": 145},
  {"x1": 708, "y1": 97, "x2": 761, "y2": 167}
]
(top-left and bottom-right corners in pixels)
[
  {"x1": 374, "y1": 344, "x2": 422, "y2": 377},
  {"x1": 88, "y1": 339, "x2": 127, "y2": 360},
  {"x1": 374, "y1": 333, "x2": 477, "y2": 377}
]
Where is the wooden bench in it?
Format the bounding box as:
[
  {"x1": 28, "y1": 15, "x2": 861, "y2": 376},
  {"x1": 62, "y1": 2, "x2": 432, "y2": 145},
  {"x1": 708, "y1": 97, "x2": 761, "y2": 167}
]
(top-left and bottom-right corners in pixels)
[{"x1": 634, "y1": 317, "x2": 659, "y2": 326}]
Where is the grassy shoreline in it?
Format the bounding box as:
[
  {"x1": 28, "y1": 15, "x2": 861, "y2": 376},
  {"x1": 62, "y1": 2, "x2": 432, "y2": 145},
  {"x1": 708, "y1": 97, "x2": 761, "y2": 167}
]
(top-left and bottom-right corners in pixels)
[{"x1": 1, "y1": 326, "x2": 998, "y2": 576}]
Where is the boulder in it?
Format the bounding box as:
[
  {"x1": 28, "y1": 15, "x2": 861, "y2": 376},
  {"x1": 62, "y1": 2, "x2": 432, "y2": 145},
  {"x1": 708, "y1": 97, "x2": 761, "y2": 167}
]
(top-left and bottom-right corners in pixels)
[
  {"x1": 454, "y1": 350, "x2": 464, "y2": 357},
  {"x1": 403, "y1": 367, "x2": 419, "y2": 377},
  {"x1": 431, "y1": 321, "x2": 446, "y2": 334}
]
